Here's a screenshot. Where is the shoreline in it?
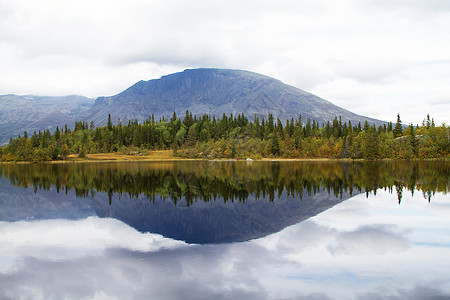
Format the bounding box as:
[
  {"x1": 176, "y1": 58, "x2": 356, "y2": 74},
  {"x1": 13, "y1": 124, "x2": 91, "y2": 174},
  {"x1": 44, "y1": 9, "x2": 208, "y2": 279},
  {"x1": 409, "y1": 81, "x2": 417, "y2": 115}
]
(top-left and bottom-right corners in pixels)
[{"x1": 1, "y1": 150, "x2": 448, "y2": 164}]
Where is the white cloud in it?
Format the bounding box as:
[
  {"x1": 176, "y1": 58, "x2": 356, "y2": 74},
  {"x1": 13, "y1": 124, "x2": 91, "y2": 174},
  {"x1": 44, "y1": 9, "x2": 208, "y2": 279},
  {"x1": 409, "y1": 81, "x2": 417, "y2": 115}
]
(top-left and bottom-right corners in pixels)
[
  {"x1": 0, "y1": 0, "x2": 449, "y2": 124},
  {"x1": 0, "y1": 217, "x2": 186, "y2": 266},
  {"x1": 328, "y1": 224, "x2": 412, "y2": 255},
  {"x1": 359, "y1": 0, "x2": 450, "y2": 14}
]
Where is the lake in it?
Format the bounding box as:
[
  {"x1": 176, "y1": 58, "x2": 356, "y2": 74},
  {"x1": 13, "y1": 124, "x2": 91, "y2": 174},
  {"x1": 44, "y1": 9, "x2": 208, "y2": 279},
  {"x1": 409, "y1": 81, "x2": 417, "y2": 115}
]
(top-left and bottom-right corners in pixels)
[{"x1": 0, "y1": 160, "x2": 449, "y2": 299}]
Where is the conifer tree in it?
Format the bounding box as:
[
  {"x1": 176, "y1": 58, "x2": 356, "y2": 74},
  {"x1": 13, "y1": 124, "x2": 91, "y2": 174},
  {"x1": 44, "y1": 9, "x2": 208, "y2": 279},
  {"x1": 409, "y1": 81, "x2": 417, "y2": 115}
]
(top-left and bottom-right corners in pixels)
[
  {"x1": 394, "y1": 114, "x2": 403, "y2": 138},
  {"x1": 107, "y1": 114, "x2": 113, "y2": 131},
  {"x1": 408, "y1": 124, "x2": 417, "y2": 156},
  {"x1": 269, "y1": 133, "x2": 280, "y2": 155}
]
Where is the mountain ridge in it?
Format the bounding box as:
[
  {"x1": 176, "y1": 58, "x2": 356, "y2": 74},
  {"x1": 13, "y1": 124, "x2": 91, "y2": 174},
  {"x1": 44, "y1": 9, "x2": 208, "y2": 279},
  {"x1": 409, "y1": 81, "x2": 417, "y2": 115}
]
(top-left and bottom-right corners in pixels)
[
  {"x1": 1, "y1": 68, "x2": 385, "y2": 145},
  {"x1": 0, "y1": 94, "x2": 94, "y2": 145},
  {"x1": 84, "y1": 68, "x2": 384, "y2": 127}
]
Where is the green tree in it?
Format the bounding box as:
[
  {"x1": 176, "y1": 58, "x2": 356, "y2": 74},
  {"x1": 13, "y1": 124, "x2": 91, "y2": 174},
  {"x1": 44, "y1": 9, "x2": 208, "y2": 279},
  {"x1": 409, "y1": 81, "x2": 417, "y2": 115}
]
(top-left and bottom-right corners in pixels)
[
  {"x1": 408, "y1": 124, "x2": 417, "y2": 157},
  {"x1": 107, "y1": 114, "x2": 113, "y2": 131},
  {"x1": 186, "y1": 123, "x2": 199, "y2": 146},
  {"x1": 78, "y1": 146, "x2": 86, "y2": 158},
  {"x1": 363, "y1": 128, "x2": 380, "y2": 159},
  {"x1": 394, "y1": 114, "x2": 403, "y2": 138},
  {"x1": 50, "y1": 142, "x2": 60, "y2": 160},
  {"x1": 269, "y1": 133, "x2": 280, "y2": 155},
  {"x1": 175, "y1": 124, "x2": 188, "y2": 146}
]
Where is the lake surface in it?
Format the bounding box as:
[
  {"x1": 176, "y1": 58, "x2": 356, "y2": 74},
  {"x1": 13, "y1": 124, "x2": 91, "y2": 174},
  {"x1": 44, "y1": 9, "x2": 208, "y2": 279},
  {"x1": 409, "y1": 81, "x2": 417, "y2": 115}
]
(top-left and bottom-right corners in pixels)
[{"x1": 0, "y1": 160, "x2": 449, "y2": 299}]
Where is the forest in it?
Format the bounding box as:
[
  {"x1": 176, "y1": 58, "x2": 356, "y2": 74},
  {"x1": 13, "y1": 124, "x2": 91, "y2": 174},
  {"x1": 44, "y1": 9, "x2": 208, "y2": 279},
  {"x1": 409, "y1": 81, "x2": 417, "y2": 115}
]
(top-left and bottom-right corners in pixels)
[{"x1": 0, "y1": 111, "x2": 448, "y2": 162}]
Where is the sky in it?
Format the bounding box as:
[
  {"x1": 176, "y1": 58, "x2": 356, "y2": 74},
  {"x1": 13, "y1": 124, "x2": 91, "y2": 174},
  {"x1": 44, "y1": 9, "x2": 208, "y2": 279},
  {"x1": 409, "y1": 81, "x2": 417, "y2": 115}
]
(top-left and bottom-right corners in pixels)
[{"x1": 0, "y1": 0, "x2": 449, "y2": 125}]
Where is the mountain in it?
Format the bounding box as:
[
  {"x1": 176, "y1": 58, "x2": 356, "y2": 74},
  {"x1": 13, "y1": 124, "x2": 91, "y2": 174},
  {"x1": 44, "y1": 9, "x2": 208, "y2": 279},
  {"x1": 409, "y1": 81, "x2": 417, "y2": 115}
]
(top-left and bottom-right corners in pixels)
[
  {"x1": 0, "y1": 68, "x2": 385, "y2": 145},
  {"x1": 84, "y1": 68, "x2": 384, "y2": 127},
  {"x1": 0, "y1": 95, "x2": 94, "y2": 145}
]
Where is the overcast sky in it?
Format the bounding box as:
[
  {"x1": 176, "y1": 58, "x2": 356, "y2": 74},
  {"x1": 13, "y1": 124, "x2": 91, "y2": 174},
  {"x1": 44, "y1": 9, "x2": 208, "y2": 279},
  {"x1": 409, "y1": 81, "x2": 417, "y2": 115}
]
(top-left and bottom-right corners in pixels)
[{"x1": 1, "y1": 0, "x2": 449, "y2": 125}]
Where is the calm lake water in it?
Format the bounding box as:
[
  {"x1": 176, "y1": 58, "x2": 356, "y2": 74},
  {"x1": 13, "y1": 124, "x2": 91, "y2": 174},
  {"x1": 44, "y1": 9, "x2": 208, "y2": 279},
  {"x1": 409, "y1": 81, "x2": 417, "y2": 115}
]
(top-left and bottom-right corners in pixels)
[{"x1": 0, "y1": 160, "x2": 449, "y2": 299}]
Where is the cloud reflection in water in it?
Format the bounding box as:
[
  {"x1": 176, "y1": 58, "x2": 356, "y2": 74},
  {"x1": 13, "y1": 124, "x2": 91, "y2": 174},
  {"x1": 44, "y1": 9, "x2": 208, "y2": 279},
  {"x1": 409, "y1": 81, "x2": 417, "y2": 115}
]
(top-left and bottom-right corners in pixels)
[{"x1": 1, "y1": 191, "x2": 450, "y2": 299}]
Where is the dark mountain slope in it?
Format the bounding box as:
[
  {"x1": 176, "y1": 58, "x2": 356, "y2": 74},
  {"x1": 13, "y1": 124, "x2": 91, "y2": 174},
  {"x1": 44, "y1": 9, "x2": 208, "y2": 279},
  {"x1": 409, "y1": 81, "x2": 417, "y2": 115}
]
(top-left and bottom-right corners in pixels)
[{"x1": 84, "y1": 68, "x2": 384, "y2": 126}]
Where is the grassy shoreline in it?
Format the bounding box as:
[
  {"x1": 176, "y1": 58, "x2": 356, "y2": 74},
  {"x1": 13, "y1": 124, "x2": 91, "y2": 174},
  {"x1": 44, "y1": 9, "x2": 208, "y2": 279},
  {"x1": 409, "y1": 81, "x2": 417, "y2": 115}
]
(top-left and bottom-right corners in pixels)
[
  {"x1": 1, "y1": 150, "x2": 447, "y2": 164},
  {"x1": 0, "y1": 150, "x2": 354, "y2": 163}
]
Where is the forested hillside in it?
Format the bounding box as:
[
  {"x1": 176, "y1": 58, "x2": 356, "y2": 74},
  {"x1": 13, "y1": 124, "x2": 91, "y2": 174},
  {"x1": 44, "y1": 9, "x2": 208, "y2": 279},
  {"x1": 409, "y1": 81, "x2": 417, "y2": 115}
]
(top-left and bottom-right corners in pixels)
[{"x1": 1, "y1": 112, "x2": 448, "y2": 161}]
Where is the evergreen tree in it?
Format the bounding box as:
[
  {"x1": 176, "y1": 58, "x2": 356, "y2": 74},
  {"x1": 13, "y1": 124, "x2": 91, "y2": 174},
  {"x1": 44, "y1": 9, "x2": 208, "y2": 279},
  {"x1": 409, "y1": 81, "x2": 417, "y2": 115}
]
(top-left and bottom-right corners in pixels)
[
  {"x1": 325, "y1": 121, "x2": 331, "y2": 139},
  {"x1": 267, "y1": 114, "x2": 274, "y2": 133},
  {"x1": 363, "y1": 127, "x2": 379, "y2": 159},
  {"x1": 332, "y1": 117, "x2": 339, "y2": 138},
  {"x1": 304, "y1": 118, "x2": 312, "y2": 137},
  {"x1": 276, "y1": 117, "x2": 284, "y2": 137},
  {"x1": 269, "y1": 133, "x2": 280, "y2": 155},
  {"x1": 426, "y1": 114, "x2": 431, "y2": 128},
  {"x1": 408, "y1": 124, "x2": 417, "y2": 156},
  {"x1": 394, "y1": 114, "x2": 403, "y2": 138},
  {"x1": 171, "y1": 111, "x2": 177, "y2": 123},
  {"x1": 107, "y1": 114, "x2": 113, "y2": 131},
  {"x1": 54, "y1": 127, "x2": 60, "y2": 141}
]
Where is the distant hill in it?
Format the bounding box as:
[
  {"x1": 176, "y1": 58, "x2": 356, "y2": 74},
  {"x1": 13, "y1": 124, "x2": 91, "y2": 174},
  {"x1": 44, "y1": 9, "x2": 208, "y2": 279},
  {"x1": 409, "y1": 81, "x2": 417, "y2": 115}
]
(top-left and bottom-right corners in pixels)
[
  {"x1": 83, "y1": 68, "x2": 384, "y2": 127},
  {"x1": 1, "y1": 69, "x2": 385, "y2": 145},
  {"x1": 0, "y1": 95, "x2": 94, "y2": 145}
]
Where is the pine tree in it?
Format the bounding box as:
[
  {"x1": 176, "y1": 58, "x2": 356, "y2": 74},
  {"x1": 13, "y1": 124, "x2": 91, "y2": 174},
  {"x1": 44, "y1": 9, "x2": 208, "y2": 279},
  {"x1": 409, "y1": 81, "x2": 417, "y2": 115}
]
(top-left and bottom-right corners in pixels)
[
  {"x1": 394, "y1": 114, "x2": 403, "y2": 138},
  {"x1": 171, "y1": 111, "x2": 177, "y2": 123},
  {"x1": 408, "y1": 124, "x2": 417, "y2": 156},
  {"x1": 304, "y1": 118, "x2": 312, "y2": 137},
  {"x1": 269, "y1": 133, "x2": 280, "y2": 155},
  {"x1": 267, "y1": 114, "x2": 274, "y2": 133},
  {"x1": 276, "y1": 117, "x2": 284, "y2": 137},
  {"x1": 54, "y1": 127, "x2": 60, "y2": 141},
  {"x1": 107, "y1": 114, "x2": 113, "y2": 131}
]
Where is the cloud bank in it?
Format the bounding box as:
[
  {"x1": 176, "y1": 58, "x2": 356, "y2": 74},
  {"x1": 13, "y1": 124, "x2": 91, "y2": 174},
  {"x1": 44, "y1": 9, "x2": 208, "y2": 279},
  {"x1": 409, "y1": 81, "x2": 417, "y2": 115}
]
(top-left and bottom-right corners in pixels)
[{"x1": 0, "y1": 0, "x2": 449, "y2": 124}]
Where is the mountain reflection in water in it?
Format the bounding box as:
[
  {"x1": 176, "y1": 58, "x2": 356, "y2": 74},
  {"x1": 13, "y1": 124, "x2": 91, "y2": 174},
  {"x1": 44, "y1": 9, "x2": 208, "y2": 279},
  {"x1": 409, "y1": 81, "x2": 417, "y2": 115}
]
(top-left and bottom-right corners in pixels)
[
  {"x1": 1, "y1": 161, "x2": 450, "y2": 300},
  {"x1": 0, "y1": 161, "x2": 448, "y2": 244}
]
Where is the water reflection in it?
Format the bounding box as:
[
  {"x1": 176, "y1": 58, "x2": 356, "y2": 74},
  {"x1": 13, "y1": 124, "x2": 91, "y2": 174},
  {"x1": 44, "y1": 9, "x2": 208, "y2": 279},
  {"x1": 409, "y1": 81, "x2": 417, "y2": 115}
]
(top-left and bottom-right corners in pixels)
[
  {"x1": 1, "y1": 160, "x2": 448, "y2": 203},
  {"x1": 0, "y1": 191, "x2": 449, "y2": 299},
  {"x1": 0, "y1": 161, "x2": 448, "y2": 244},
  {"x1": 0, "y1": 161, "x2": 449, "y2": 299}
]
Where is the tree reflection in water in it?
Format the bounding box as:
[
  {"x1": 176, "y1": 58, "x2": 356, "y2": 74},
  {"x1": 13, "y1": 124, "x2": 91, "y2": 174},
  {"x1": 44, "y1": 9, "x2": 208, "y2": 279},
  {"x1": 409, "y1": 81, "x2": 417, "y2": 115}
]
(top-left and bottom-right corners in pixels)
[{"x1": 1, "y1": 160, "x2": 448, "y2": 205}]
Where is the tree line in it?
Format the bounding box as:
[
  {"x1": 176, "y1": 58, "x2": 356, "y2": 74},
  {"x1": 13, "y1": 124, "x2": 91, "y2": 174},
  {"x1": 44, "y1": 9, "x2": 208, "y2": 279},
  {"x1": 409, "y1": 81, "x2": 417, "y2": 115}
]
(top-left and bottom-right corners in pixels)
[{"x1": 0, "y1": 111, "x2": 448, "y2": 161}]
